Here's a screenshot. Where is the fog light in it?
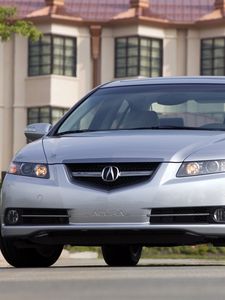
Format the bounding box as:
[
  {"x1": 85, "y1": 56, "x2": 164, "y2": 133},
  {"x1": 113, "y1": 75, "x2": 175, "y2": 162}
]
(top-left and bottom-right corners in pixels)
[
  {"x1": 213, "y1": 208, "x2": 225, "y2": 223},
  {"x1": 6, "y1": 209, "x2": 20, "y2": 225}
]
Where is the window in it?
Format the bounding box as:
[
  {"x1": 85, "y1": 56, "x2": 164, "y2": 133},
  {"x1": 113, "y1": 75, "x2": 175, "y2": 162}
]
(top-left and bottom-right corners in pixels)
[
  {"x1": 28, "y1": 34, "x2": 76, "y2": 77},
  {"x1": 201, "y1": 38, "x2": 225, "y2": 76},
  {"x1": 115, "y1": 36, "x2": 162, "y2": 78},
  {"x1": 28, "y1": 107, "x2": 68, "y2": 125}
]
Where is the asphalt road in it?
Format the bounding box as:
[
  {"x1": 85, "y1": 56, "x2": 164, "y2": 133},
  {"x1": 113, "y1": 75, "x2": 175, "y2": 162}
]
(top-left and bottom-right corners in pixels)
[{"x1": 1, "y1": 257, "x2": 225, "y2": 300}]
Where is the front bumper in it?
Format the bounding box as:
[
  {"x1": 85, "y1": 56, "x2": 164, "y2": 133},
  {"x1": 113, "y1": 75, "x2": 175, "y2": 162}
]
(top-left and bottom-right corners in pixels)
[{"x1": 2, "y1": 163, "x2": 225, "y2": 245}]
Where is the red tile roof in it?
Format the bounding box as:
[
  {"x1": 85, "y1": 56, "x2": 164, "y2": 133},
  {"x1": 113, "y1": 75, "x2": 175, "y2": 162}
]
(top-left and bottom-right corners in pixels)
[{"x1": 0, "y1": 0, "x2": 216, "y2": 22}]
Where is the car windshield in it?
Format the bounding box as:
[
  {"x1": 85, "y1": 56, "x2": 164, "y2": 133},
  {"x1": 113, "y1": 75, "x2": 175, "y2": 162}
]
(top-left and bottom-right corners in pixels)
[{"x1": 56, "y1": 84, "x2": 225, "y2": 134}]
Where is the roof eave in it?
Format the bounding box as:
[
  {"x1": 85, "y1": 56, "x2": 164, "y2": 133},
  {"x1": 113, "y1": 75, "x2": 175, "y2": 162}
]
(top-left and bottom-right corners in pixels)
[
  {"x1": 27, "y1": 15, "x2": 196, "y2": 29},
  {"x1": 25, "y1": 14, "x2": 84, "y2": 26},
  {"x1": 107, "y1": 16, "x2": 194, "y2": 29},
  {"x1": 195, "y1": 17, "x2": 225, "y2": 28}
]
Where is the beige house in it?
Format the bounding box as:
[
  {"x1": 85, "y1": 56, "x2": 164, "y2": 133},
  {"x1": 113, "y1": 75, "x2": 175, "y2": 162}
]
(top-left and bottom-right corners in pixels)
[{"x1": 0, "y1": 0, "x2": 225, "y2": 177}]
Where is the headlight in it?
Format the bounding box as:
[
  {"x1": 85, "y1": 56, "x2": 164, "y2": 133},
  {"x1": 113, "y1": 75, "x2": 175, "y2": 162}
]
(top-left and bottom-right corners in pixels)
[
  {"x1": 8, "y1": 162, "x2": 49, "y2": 179},
  {"x1": 177, "y1": 160, "x2": 225, "y2": 177}
]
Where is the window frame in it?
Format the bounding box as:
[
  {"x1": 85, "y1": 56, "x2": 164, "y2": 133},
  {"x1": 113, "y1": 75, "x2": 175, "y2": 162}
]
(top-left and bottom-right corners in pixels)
[
  {"x1": 27, "y1": 106, "x2": 69, "y2": 125},
  {"x1": 28, "y1": 34, "x2": 77, "y2": 77},
  {"x1": 201, "y1": 37, "x2": 225, "y2": 76},
  {"x1": 114, "y1": 35, "x2": 163, "y2": 78}
]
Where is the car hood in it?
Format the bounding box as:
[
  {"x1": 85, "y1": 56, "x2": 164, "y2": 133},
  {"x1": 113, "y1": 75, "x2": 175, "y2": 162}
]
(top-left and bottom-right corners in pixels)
[{"x1": 42, "y1": 130, "x2": 225, "y2": 164}]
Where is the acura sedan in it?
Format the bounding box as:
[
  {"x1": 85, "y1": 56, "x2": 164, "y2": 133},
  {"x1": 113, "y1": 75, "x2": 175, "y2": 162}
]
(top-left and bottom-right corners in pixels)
[{"x1": 2, "y1": 76, "x2": 225, "y2": 267}]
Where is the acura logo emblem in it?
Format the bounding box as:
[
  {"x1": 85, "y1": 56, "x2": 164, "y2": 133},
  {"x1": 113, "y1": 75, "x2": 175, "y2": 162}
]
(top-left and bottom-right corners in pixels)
[{"x1": 101, "y1": 166, "x2": 120, "y2": 182}]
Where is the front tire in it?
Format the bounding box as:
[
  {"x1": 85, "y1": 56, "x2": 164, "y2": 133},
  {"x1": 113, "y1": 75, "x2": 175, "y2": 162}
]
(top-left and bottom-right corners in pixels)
[
  {"x1": 102, "y1": 245, "x2": 142, "y2": 266},
  {"x1": 0, "y1": 237, "x2": 63, "y2": 268}
]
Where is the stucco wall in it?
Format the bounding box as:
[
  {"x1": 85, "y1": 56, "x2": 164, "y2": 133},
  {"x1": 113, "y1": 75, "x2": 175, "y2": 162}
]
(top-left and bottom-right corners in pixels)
[
  {"x1": 101, "y1": 25, "x2": 188, "y2": 83},
  {"x1": 187, "y1": 30, "x2": 200, "y2": 76},
  {"x1": 0, "y1": 23, "x2": 92, "y2": 174},
  {"x1": 13, "y1": 35, "x2": 28, "y2": 154},
  {"x1": 0, "y1": 40, "x2": 14, "y2": 172},
  {"x1": 25, "y1": 24, "x2": 91, "y2": 109}
]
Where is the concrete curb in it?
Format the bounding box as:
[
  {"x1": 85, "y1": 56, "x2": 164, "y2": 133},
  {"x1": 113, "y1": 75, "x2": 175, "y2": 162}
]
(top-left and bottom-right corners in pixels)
[{"x1": 61, "y1": 249, "x2": 98, "y2": 259}]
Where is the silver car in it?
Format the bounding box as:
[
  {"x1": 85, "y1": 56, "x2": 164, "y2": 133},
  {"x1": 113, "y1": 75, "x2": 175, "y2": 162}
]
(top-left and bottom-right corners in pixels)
[{"x1": 2, "y1": 76, "x2": 225, "y2": 267}]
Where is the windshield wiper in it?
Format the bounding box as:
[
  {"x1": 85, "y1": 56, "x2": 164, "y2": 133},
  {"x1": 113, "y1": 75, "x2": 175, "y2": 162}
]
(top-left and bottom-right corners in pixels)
[
  {"x1": 55, "y1": 126, "x2": 225, "y2": 136},
  {"x1": 153, "y1": 125, "x2": 206, "y2": 130},
  {"x1": 123, "y1": 125, "x2": 225, "y2": 131},
  {"x1": 55, "y1": 129, "x2": 99, "y2": 136}
]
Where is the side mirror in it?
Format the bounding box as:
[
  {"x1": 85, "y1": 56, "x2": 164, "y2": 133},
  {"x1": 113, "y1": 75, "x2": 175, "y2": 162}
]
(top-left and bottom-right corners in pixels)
[{"x1": 24, "y1": 123, "x2": 52, "y2": 142}]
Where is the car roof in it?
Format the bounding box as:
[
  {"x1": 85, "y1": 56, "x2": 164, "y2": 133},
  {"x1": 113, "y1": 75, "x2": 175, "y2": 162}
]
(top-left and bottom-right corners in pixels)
[{"x1": 102, "y1": 76, "x2": 225, "y2": 88}]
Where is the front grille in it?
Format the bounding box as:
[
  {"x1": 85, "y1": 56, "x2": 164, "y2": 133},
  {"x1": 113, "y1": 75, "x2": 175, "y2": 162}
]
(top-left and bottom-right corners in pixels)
[
  {"x1": 5, "y1": 208, "x2": 69, "y2": 226},
  {"x1": 150, "y1": 207, "x2": 221, "y2": 224},
  {"x1": 66, "y1": 162, "x2": 160, "y2": 190}
]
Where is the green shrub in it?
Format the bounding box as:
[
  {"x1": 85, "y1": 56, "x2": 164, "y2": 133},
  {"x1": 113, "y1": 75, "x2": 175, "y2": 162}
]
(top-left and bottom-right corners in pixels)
[
  {"x1": 66, "y1": 245, "x2": 225, "y2": 259},
  {"x1": 141, "y1": 245, "x2": 225, "y2": 259}
]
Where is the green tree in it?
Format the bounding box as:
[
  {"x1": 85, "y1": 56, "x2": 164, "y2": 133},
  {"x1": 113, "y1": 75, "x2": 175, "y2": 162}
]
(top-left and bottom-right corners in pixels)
[{"x1": 0, "y1": 6, "x2": 41, "y2": 41}]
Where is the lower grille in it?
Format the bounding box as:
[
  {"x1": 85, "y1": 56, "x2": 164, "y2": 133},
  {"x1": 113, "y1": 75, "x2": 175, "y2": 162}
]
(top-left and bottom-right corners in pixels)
[
  {"x1": 150, "y1": 207, "x2": 222, "y2": 224},
  {"x1": 66, "y1": 162, "x2": 160, "y2": 190},
  {"x1": 5, "y1": 208, "x2": 69, "y2": 226}
]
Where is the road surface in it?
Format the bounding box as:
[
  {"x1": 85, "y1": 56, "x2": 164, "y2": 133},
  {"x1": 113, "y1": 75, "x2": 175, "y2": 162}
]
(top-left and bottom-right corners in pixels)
[{"x1": 1, "y1": 255, "x2": 225, "y2": 300}]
